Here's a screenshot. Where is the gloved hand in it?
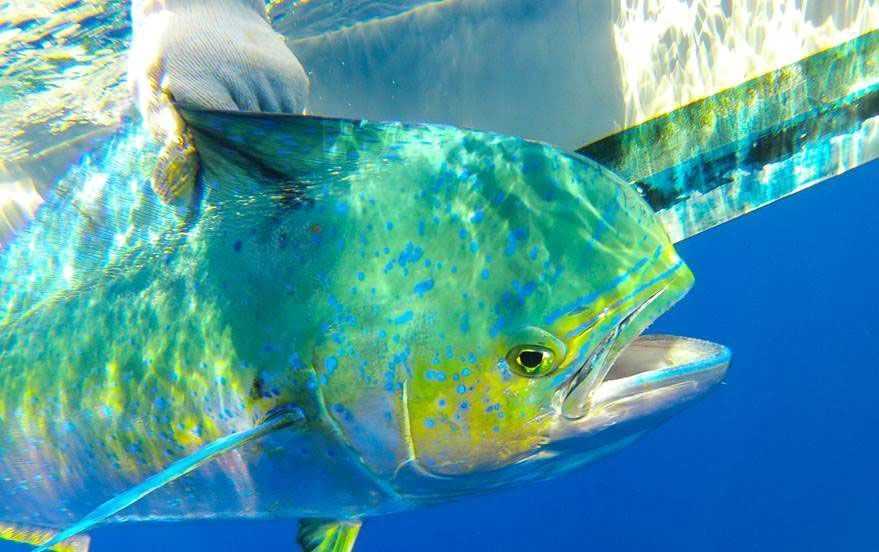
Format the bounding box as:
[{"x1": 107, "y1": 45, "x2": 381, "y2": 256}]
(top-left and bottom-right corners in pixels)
[{"x1": 129, "y1": 0, "x2": 309, "y2": 205}]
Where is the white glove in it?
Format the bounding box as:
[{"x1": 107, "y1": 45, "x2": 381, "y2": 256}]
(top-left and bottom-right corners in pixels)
[{"x1": 129, "y1": 0, "x2": 309, "y2": 205}]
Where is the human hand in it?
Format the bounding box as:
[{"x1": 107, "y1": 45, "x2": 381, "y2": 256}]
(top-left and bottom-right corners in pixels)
[{"x1": 129, "y1": 0, "x2": 309, "y2": 205}]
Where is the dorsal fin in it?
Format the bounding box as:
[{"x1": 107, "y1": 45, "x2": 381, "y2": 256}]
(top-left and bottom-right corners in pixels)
[
  {"x1": 178, "y1": 108, "x2": 419, "y2": 212},
  {"x1": 578, "y1": 29, "x2": 879, "y2": 242},
  {"x1": 180, "y1": 108, "x2": 391, "y2": 179}
]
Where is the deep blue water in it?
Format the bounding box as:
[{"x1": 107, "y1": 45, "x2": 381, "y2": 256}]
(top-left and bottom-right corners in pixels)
[{"x1": 52, "y1": 161, "x2": 876, "y2": 550}]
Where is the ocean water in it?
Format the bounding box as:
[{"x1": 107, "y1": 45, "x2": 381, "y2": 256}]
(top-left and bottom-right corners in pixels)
[{"x1": 1, "y1": 2, "x2": 877, "y2": 551}]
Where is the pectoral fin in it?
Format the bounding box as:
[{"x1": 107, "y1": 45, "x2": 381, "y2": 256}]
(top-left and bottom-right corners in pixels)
[
  {"x1": 33, "y1": 408, "x2": 305, "y2": 552},
  {"x1": 0, "y1": 522, "x2": 89, "y2": 551},
  {"x1": 297, "y1": 519, "x2": 362, "y2": 552}
]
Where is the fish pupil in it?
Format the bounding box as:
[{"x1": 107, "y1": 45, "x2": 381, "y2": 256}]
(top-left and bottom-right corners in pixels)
[{"x1": 518, "y1": 350, "x2": 545, "y2": 370}]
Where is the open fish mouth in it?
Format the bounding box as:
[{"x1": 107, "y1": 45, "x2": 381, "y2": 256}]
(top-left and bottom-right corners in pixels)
[
  {"x1": 558, "y1": 288, "x2": 669, "y2": 419},
  {"x1": 554, "y1": 334, "x2": 730, "y2": 440}
]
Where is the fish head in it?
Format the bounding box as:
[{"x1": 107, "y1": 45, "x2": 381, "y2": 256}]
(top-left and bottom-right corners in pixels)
[
  {"x1": 275, "y1": 123, "x2": 708, "y2": 488},
  {"x1": 381, "y1": 152, "x2": 714, "y2": 487},
  {"x1": 187, "y1": 111, "x2": 725, "y2": 503}
]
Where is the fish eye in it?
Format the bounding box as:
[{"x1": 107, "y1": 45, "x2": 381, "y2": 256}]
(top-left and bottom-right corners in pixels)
[{"x1": 507, "y1": 345, "x2": 557, "y2": 378}]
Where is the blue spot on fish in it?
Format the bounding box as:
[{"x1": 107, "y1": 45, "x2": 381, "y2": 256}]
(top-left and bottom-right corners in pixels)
[
  {"x1": 398, "y1": 242, "x2": 424, "y2": 268},
  {"x1": 498, "y1": 359, "x2": 513, "y2": 381},
  {"x1": 414, "y1": 278, "x2": 434, "y2": 296},
  {"x1": 332, "y1": 403, "x2": 354, "y2": 422},
  {"x1": 505, "y1": 227, "x2": 528, "y2": 256},
  {"x1": 394, "y1": 310, "x2": 414, "y2": 325},
  {"x1": 426, "y1": 370, "x2": 447, "y2": 382}
]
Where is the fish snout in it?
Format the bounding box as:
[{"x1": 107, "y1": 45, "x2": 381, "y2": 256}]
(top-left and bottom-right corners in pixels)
[{"x1": 550, "y1": 335, "x2": 730, "y2": 445}]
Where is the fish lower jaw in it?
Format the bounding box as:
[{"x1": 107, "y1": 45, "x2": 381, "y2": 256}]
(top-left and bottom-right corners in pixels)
[{"x1": 553, "y1": 334, "x2": 730, "y2": 437}]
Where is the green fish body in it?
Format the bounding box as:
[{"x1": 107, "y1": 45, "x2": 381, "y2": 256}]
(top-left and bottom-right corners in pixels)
[{"x1": 0, "y1": 111, "x2": 694, "y2": 523}]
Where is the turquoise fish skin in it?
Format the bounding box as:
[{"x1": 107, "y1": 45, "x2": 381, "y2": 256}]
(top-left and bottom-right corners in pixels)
[{"x1": 0, "y1": 110, "x2": 693, "y2": 529}]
